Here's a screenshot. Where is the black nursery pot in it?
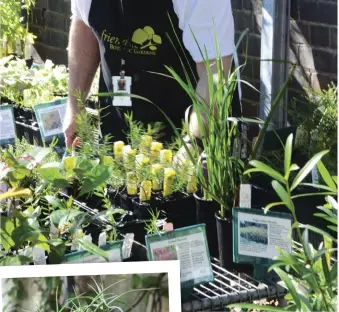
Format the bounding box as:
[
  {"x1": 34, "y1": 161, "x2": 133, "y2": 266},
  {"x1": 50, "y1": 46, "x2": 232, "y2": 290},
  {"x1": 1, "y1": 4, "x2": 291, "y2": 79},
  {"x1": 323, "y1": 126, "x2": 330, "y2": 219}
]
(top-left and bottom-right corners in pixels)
[
  {"x1": 215, "y1": 212, "x2": 233, "y2": 269},
  {"x1": 132, "y1": 198, "x2": 155, "y2": 220},
  {"x1": 159, "y1": 193, "x2": 197, "y2": 229},
  {"x1": 194, "y1": 192, "x2": 219, "y2": 258},
  {"x1": 119, "y1": 191, "x2": 136, "y2": 212}
]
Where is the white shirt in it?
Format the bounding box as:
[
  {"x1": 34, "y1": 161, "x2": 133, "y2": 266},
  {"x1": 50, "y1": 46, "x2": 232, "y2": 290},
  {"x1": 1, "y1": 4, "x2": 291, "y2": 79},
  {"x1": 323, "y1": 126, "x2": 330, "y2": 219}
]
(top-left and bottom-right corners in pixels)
[{"x1": 71, "y1": 0, "x2": 235, "y2": 63}]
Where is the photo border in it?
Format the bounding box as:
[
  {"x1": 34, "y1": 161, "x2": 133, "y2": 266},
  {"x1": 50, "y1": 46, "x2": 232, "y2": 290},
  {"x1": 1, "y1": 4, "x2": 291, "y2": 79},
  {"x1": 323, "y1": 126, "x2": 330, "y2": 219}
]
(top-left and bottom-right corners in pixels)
[{"x1": 0, "y1": 260, "x2": 181, "y2": 312}]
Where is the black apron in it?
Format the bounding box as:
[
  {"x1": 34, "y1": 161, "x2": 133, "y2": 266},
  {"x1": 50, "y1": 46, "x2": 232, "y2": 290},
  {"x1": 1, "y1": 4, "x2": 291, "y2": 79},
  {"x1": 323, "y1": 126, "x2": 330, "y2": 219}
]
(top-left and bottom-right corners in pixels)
[{"x1": 88, "y1": 0, "x2": 241, "y2": 143}]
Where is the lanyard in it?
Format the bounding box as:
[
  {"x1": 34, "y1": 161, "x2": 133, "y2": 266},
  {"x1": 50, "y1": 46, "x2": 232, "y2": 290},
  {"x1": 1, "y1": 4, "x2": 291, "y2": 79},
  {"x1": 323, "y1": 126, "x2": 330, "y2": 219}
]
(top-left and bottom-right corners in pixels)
[{"x1": 119, "y1": 0, "x2": 126, "y2": 79}]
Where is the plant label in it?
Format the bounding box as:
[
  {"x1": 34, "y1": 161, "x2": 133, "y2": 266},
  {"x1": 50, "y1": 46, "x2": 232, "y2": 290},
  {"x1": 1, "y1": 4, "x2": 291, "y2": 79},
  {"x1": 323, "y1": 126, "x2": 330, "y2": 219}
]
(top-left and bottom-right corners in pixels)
[
  {"x1": 34, "y1": 98, "x2": 67, "y2": 144},
  {"x1": 239, "y1": 184, "x2": 252, "y2": 208},
  {"x1": 122, "y1": 233, "x2": 134, "y2": 259},
  {"x1": 98, "y1": 232, "x2": 107, "y2": 247},
  {"x1": 233, "y1": 208, "x2": 292, "y2": 264},
  {"x1": 295, "y1": 126, "x2": 309, "y2": 148},
  {"x1": 0, "y1": 105, "x2": 16, "y2": 145},
  {"x1": 33, "y1": 247, "x2": 47, "y2": 265},
  {"x1": 112, "y1": 76, "x2": 132, "y2": 107},
  {"x1": 145, "y1": 224, "x2": 214, "y2": 289}
]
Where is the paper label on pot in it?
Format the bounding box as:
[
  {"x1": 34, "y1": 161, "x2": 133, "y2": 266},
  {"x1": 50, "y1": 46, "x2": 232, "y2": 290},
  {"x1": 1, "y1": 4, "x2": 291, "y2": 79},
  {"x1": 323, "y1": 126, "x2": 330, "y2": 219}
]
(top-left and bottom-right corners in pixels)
[
  {"x1": 145, "y1": 224, "x2": 214, "y2": 287},
  {"x1": 235, "y1": 210, "x2": 292, "y2": 260},
  {"x1": 33, "y1": 247, "x2": 47, "y2": 265},
  {"x1": 122, "y1": 233, "x2": 134, "y2": 259},
  {"x1": 0, "y1": 105, "x2": 16, "y2": 143},
  {"x1": 239, "y1": 184, "x2": 252, "y2": 208},
  {"x1": 98, "y1": 232, "x2": 107, "y2": 247}
]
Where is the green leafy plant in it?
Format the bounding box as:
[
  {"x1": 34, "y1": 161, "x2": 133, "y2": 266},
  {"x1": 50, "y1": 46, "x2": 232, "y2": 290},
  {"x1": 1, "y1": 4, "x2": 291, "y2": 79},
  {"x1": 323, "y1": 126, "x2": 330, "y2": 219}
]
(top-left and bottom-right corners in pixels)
[{"x1": 228, "y1": 135, "x2": 337, "y2": 312}]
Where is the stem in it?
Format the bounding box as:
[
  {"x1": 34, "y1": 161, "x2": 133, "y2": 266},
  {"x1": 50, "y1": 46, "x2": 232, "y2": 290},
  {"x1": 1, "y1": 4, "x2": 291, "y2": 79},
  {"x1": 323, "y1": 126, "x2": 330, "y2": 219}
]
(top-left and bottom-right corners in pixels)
[{"x1": 286, "y1": 182, "x2": 331, "y2": 311}]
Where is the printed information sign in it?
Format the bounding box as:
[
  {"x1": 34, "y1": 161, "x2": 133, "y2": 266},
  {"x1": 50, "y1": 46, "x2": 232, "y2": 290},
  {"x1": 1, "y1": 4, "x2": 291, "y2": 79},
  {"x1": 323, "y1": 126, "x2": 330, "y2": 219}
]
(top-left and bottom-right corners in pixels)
[
  {"x1": 0, "y1": 105, "x2": 16, "y2": 145},
  {"x1": 233, "y1": 207, "x2": 292, "y2": 265},
  {"x1": 63, "y1": 241, "x2": 123, "y2": 264},
  {"x1": 34, "y1": 98, "x2": 67, "y2": 144},
  {"x1": 145, "y1": 224, "x2": 214, "y2": 289}
]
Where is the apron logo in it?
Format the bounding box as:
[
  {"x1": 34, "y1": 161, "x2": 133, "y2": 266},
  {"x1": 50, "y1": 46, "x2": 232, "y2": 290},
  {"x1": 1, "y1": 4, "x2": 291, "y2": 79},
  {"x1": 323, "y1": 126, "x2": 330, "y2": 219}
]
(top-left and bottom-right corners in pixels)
[
  {"x1": 101, "y1": 26, "x2": 162, "y2": 56},
  {"x1": 131, "y1": 26, "x2": 162, "y2": 51}
]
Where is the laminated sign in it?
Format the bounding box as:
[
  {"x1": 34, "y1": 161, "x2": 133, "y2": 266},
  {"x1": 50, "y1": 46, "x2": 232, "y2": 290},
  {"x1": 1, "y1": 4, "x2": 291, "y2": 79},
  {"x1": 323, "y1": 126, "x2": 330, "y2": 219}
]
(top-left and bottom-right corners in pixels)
[
  {"x1": 0, "y1": 105, "x2": 16, "y2": 146},
  {"x1": 145, "y1": 224, "x2": 214, "y2": 289},
  {"x1": 63, "y1": 240, "x2": 123, "y2": 264},
  {"x1": 34, "y1": 98, "x2": 67, "y2": 144},
  {"x1": 233, "y1": 207, "x2": 292, "y2": 266}
]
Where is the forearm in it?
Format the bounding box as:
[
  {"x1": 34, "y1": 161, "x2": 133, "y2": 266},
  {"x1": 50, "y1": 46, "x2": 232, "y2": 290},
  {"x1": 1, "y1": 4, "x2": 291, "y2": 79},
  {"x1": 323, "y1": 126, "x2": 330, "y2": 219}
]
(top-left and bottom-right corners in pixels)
[
  {"x1": 67, "y1": 18, "x2": 100, "y2": 112},
  {"x1": 189, "y1": 55, "x2": 232, "y2": 139}
]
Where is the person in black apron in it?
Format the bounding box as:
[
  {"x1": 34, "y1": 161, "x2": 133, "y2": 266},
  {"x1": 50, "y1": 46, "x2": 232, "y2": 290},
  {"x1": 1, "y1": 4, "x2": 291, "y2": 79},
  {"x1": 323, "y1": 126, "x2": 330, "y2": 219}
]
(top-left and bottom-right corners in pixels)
[{"x1": 66, "y1": 0, "x2": 241, "y2": 146}]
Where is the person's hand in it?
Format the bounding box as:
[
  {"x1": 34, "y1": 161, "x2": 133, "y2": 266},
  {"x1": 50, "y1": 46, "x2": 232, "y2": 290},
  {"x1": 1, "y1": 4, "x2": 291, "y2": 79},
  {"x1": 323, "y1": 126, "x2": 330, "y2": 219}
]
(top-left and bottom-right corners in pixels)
[{"x1": 63, "y1": 107, "x2": 77, "y2": 148}]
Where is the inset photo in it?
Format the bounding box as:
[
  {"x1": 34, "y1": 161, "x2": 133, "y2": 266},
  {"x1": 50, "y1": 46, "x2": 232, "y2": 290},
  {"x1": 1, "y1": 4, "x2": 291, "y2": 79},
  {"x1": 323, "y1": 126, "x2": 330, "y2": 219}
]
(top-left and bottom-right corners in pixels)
[{"x1": 0, "y1": 262, "x2": 181, "y2": 312}]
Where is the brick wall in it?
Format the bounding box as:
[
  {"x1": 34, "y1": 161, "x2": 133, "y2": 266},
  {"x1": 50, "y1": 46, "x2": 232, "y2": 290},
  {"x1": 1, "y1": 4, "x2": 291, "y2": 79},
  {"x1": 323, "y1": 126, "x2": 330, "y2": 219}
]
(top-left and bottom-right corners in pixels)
[
  {"x1": 30, "y1": 0, "x2": 71, "y2": 65},
  {"x1": 30, "y1": 0, "x2": 337, "y2": 113}
]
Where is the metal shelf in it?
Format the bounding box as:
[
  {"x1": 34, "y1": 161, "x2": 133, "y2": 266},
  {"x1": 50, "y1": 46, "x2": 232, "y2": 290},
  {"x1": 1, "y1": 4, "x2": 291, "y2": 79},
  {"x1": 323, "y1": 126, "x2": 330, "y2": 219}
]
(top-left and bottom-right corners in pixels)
[{"x1": 182, "y1": 258, "x2": 286, "y2": 312}]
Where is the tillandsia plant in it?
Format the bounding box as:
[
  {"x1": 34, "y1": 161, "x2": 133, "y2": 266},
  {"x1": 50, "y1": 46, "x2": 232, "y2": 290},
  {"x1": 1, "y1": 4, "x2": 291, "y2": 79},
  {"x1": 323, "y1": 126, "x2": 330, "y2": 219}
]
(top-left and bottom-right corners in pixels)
[
  {"x1": 228, "y1": 134, "x2": 337, "y2": 312},
  {"x1": 49, "y1": 276, "x2": 160, "y2": 312}
]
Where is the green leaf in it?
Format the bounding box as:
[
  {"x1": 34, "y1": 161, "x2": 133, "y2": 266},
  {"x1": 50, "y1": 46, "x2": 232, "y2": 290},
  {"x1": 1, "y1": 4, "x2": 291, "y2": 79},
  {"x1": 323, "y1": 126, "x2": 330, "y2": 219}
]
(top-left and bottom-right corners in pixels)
[
  {"x1": 330, "y1": 262, "x2": 337, "y2": 282},
  {"x1": 35, "y1": 234, "x2": 51, "y2": 252},
  {"x1": 77, "y1": 239, "x2": 109, "y2": 262},
  {"x1": 264, "y1": 201, "x2": 284, "y2": 213},
  {"x1": 302, "y1": 229, "x2": 313, "y2": 260},
  {"x1": 274, "y1": 268, "x2": 301, "y2": 310},
  {"x1": 49, "y1": 239, "x2": 66, "y2": 264},
  {"x1": 0, "y1": 255, "x2": 32, "y2": 266},
  {"x1": 11, "y1": 224, "x2": 40, "y2": 247},
  {"x1": 45, "y1": 196, "x2": 64, "y2": 209},
  {"x1": 284, "y1": 134, "x2": 293, "y2": 175},
  {"x1": 0, "y1": 217, "x2": 15, "y2": 252},
  {"x1": 317, "y1": 160, "x2": 337, "y2": 192},
  {"x1": 246, "y1": 160, "x2": 285, "y2": 183},
  {"x1": 291, "y1": 150, "x2": 329, "y2": 191},
  {"x1": 131, "y1": 274, "x2": 141, "y2": 289},
  {"x1": 59, "y1": 210, "x2": 83, "y2": 228},
  {"x1": 50, "y1": 210, "x2": 67, "y2": 227},
  {"x1": 322, "y1": 253, "x2": 331, "y2": 284},
  {"x1": 79, "y1": 166, "x2": 111, "y2": 197},
  {"x1": 0, "y1": 187, "x2": 32, "y2": 200},
  {"x1": 38, "y1": 166, "x2": 69, "y2": 188},
  {"x1": 299, "y1": 224, "x2": 336, "y2": 242},
  {"x1": 69, "y1": 213, "x2": 88, "y2": 236},
  {"x1": 271, "y1": 180, "x2": 292, "y2": 211}
]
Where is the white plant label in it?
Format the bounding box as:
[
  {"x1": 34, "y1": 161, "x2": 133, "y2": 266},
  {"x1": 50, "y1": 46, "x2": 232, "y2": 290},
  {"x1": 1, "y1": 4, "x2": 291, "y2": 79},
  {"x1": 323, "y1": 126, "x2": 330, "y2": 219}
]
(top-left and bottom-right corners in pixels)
[
  {"x1": 237, "y1": 211, "x2": 292, "y2": 259},
  {"x1": 0, "y1": 108, "x2": 16, "y2": 140},
  {"x1": 122, "y1": 233, "x2": 134, "y2": 259},
  {"x1": 33, "y1": 247, "x2": 47, "y2": 265},
  {"x1": 98, "y1": 232, "x2": 107, "y2": 247},
  {"x1": 239, "y1": 184, "x2": 252, "y2": 208}
]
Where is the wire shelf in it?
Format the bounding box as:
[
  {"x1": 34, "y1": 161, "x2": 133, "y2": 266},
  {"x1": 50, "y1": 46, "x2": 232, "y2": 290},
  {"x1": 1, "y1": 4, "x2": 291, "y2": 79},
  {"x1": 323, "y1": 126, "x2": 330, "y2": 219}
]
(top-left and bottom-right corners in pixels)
[{"x1": 182, "y1": 258, "x2": 286, "y2": 312}]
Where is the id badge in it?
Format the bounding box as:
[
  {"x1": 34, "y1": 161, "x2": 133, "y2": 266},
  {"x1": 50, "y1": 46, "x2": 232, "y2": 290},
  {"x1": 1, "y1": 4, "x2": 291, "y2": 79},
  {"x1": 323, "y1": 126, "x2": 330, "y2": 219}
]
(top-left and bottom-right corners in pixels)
[{"x1": 112, "y1": 76, "x2": 132, "y2": 107}]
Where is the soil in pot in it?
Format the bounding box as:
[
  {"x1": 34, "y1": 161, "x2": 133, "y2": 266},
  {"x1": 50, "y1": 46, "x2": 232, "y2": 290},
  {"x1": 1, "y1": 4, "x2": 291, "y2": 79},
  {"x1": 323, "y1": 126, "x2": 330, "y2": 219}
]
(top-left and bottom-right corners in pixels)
[
  {"x1": 107, "y1": 188, "x2": 121, "y2": 207},
  {"x1": 194, "y1": 192, "x2": 219, "y2": 258},
  {"x1": 119, "y1": 191, "x2": 136, "y2": 211}
]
